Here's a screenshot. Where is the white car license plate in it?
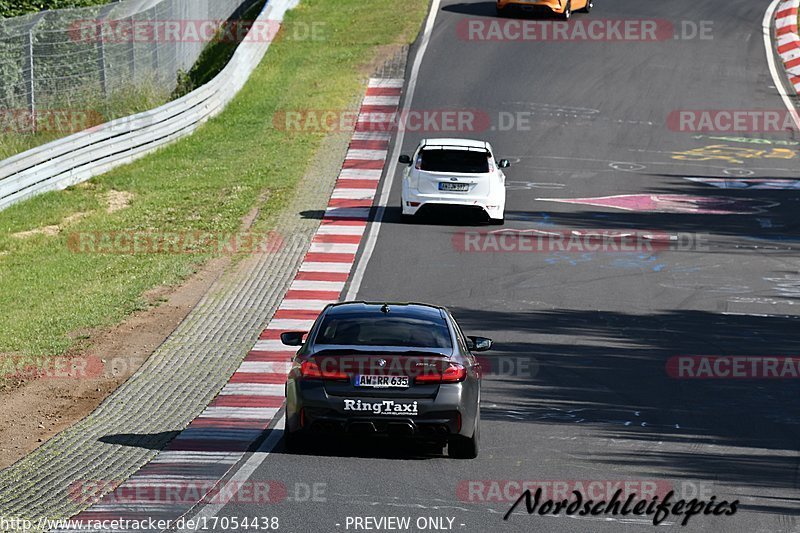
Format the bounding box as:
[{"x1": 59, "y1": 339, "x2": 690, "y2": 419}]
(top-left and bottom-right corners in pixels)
[
  {"x1": 439, "y1": 182, "x2": 469, "y2": 192},
  {"x1": 355, "y1": 375, "x2": 410, "y2": 388}
]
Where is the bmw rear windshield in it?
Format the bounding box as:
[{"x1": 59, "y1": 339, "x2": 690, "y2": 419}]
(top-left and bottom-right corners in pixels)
[
  {"x1": 314, "y1": 310, "x2": 453, "y2": 349},
  {"x1": 419, "y1": 148, "x2": 490, "y2": 173}
]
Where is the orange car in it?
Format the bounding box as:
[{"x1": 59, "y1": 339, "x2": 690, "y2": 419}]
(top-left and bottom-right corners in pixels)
[{"x1": 496, "y1": 0, "x2": 593, "y2": 19}]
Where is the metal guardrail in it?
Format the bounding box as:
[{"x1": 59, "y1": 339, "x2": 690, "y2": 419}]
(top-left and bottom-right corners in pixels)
[{"x1": 0, "y1": 0, "x2": 299, "y2": 211}]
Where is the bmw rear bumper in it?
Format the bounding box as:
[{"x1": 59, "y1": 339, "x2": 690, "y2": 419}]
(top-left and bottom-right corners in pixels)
[{"x1": 285, "y1": 381, "x2": 479, "y2": 440}]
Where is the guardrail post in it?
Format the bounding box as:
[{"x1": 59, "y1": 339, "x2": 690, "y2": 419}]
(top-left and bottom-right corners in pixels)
[
  {"x1": 96, "y1": 21, "x2": 108, "y2": 97},
  {"x1": 151, "y1": 12, "x2": 160, "y2": 77},
  {"x1": 25, "y1": 29, "x2": 35, "y2": 132},
  {"x1": 128, "y1": 17, "x2": 136, "y2": 80}
]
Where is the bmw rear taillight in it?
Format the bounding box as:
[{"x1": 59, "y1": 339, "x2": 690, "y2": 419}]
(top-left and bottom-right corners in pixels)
[
  {"x1": 299, "y1": 360, "x2": 348, "y2": 381},
  {"x1": 415, "y1": 363, "x2": 467, "y2": 384},
  {"x1": 442, "y1": 363, "x2": 467, "y2": 382}
]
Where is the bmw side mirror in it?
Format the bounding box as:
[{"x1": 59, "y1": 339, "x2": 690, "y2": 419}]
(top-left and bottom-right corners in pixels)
[
  {"x1": 280, "y1": 331, "x2": 307, "y2": 346},
  {"x1": 467, "y1": 336, "x2": 493, "y2": 352},
  {"x1": 398, "y1": 154, "x2": 412, "y2": 165},
  {"x1": 498, "y1": 159, "x2": 510, "y2": 169}
]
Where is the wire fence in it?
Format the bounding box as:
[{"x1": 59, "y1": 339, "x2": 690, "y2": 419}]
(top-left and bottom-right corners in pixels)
[{"x1": 0, "y1": 0, "x2": 258, "y2": 124}]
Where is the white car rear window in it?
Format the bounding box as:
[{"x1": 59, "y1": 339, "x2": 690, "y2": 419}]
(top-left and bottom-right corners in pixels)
[{"x1": 419, "y1": 149, "x2": 490, "y2": 173}]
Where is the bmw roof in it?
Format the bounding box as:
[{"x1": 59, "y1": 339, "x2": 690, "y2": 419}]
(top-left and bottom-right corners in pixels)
[{"x1": 324, "y1": 301, "x2": 447, "y2": 318}]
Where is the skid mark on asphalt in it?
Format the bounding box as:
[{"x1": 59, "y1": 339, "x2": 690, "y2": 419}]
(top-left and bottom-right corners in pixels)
[
  {"x1": 686, "y1": 177, "x2": 800, "y2": 190},
  {"x1": 538, "y1": 194, "x2": 780, "y2": 215},
  {"x1": 765, "y1": 274, "x2": 800, "y2": 299},
  {"x1": 483, "y1": 404, "x2": 683, "y2": 431}
]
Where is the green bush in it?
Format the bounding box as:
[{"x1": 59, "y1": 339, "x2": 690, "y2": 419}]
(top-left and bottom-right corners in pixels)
[{"x1": 0, "y1": 0, "x2": 111, "y2": 18}]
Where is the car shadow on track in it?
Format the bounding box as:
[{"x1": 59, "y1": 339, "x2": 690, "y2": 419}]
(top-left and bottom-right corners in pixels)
[
  {"x1": 300, "y1": 207, "x2": 496, "y2": 227},
  {"x1": 99, "y1": 429, "x2": 448, "y2": 461},
  {"x1": 275, "y1": 429, "x2": 447, "y2": 460},
  {"x1": 99, "y1": 431, "x2": 181, "y2": 449}
]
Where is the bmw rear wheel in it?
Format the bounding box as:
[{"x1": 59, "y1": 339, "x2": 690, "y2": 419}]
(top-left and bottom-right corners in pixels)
[
  {"x1": 582, "y1": 0, "x2": 593, "y2": 12},
  {"x1": 448, "y1": 412, "x2": 480, "y2": 459}
]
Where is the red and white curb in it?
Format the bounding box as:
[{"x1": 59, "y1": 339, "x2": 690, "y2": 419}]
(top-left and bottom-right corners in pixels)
[
  {"x1": 60, "y1": 78, "x2": 403, "y2": 529},
  {"x1": 776, "y1": 0, "x2": 800, "y2": 93}
]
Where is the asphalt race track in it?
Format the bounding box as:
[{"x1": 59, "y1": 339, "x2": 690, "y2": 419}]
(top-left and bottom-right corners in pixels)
[{"x1": 205, "y1": 1, "x2": 800, "y2": 531}]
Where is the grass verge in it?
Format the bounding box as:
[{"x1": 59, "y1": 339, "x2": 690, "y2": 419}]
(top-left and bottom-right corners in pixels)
[{"x1": 0, "y1": 0, "x2": 428, "y2": 360}]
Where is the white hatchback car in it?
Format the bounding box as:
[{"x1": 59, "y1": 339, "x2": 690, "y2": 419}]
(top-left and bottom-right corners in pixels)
[{"x1": 399, "y1": 138, "x2": 509, "y2": 224}]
